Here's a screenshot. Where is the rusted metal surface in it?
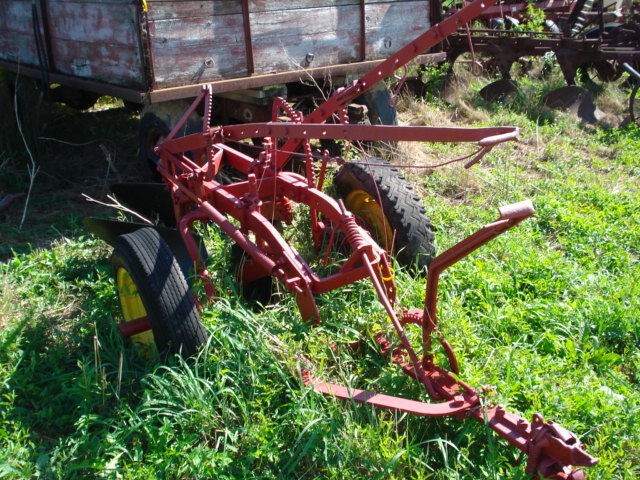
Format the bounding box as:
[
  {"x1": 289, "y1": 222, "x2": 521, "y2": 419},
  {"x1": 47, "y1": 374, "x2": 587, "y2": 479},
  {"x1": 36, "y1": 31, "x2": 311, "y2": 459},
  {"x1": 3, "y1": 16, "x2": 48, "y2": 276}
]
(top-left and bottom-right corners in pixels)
[
  {"x1": 138, "y1": 1, "x2": 598, "y2": 477},
  {"x1": 443, "y1": 1, "x2": 640, "y2": 123},
  {"x1": 445, "y1": 28, "x2": 640, "y2": 86},
  {"x1": 543, "y1": 86, "x2": 603, "y2": 123}
]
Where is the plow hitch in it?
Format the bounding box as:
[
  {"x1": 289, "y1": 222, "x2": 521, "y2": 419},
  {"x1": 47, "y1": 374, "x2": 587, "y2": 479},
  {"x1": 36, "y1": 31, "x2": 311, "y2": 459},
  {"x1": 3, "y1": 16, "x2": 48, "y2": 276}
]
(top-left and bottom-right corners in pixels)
[{"x1": 304, "y1": 200, "x2": 597, "y2": 480}]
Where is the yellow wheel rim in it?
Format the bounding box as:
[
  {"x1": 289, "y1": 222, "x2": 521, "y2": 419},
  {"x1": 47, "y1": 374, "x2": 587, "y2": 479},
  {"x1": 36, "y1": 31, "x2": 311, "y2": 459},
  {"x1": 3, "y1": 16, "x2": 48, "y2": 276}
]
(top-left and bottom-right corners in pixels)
[
  {"x1": 116, "y1": 267, "x2": 154, "y2": 346},
  {"x1": 344, "y1": 189, "x2": 394, "y2": 250}
]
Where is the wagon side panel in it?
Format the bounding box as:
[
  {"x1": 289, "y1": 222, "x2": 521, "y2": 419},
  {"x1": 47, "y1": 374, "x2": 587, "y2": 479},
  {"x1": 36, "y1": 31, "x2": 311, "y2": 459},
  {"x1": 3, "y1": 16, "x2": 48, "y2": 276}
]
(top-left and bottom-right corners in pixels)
[
  {"x1": 364, "y1": 0, "x2": 431, "y2": 60},
  {"x1": 146, "y1": 0, "x2": 432, "y2": 91},
  {"x1": 146, "y1": 0, "x2": 248, "y2": 89},
  {"x1": 47, "y1": 0, "x2": 145, "y2": 88},
  {"x1": 249, "y1": 1, "x2": 361, "y2": 75},
  {"x1": 0, "y1": 1, "x2": 42, "y2": 68}
]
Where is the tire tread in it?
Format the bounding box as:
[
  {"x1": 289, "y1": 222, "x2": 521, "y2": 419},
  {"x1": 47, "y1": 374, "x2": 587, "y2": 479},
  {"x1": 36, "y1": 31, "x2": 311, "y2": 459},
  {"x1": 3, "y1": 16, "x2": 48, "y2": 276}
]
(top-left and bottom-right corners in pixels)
[
  {"x1": 334, "y1": 158, "x2": 436, "y2": 271},
  {"x1": 112, "y1": 228, "x2": 207, "y2": 358}
]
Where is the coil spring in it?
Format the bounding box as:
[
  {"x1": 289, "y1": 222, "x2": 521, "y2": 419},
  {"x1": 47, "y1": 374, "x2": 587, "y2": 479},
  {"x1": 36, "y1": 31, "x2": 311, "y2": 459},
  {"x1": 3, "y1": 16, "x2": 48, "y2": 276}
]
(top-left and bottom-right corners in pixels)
[{"x1": 341, "y1": 212, "x2": 368, "y2": 252}]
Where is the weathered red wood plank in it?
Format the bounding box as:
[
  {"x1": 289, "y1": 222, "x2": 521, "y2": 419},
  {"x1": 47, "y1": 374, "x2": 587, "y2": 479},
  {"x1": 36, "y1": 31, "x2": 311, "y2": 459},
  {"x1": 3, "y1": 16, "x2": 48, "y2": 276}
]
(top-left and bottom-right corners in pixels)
[
  {"x1": 247, "y1": 0, "x2": 416, "y2": 12},
  {"x1": 47, "y1": 1, "x2": 140, "y2": 45},
  {"x1": 41, "y1": 1, "x2": 144, "y2": 87},
  {"x1": 146, "y1": 0, "x2": 417, "y2": 19},
  {"x1": 0, "y1": 32, "x2": 39, "y2": 67},
  {"x1": 147, "y1": 0, "x2": 243, "y2": 20},
  {"x1": 45, "y1": 0, "x2": 135, "y2": 3},
  {"x1": 148, "y1": 11, "x2": 247, "y2": 88},
  {"x1": 248, "y1": 0, "x2": 359, "y2": 13},
  {"x1": 1, "y1": 1, "x2": 36, "y2": 36},
  {"x1": 53, "y1": 39, "x2": 144, "y2": 87},
  {"x1": 147, "y1": 13, "x2": 244, "y2": 47},
  {"x1": 365, "y1": 1, "x2": 430, "y2": 59},
  {"x1": 250, "y1": 5, "x2": 361, "y2": 75},
  {"x1": 151, "y1": 42, "x2": 249, "y2": 88},
  {"x1": 1, "y1": 1, "x2": 44, "y2": 67}
]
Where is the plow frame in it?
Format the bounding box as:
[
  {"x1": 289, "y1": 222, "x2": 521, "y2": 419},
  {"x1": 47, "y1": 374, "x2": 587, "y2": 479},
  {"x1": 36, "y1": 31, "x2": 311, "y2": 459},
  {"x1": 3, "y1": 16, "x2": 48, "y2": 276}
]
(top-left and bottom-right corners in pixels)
[{"x1": 109, "y1": 2, "x2": 599, "y2": 479}]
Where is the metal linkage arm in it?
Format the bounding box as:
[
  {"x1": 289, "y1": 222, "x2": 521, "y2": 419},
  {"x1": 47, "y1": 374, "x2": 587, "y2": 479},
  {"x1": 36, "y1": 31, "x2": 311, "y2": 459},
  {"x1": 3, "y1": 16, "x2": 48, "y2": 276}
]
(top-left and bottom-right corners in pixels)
[
  {"x1": 470, "y1": 407, "x2": 598, "y2": 480},
  {"x1": 275, "y1": 0, "x2": 504, "y2": 168},
  {"x1": 423, "y1": 200, "x2": 535, "y2": 339},
  {"x1": 221, "y1": 122, "x2": 519, "y2": 145}
]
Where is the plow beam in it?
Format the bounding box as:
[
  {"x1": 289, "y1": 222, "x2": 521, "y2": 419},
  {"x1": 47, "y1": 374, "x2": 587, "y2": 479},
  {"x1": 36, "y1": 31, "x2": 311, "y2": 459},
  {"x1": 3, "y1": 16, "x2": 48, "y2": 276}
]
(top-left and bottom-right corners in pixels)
[
  {"x1": 220, "y1": 123, "x2": 519, "y2": 145},
  {"x1": 275, "y1": 0, "x2": 504, "y2": 168},
  {"x1": 304, "y1": 370, "x2": 475, "y2": 417}
]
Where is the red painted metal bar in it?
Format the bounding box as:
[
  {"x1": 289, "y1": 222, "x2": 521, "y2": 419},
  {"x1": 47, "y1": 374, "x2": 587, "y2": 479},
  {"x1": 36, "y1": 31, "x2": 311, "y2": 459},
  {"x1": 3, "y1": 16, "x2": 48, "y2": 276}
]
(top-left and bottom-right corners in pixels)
[
  {"x1": 159, "y1": 124, "x2": 519, "y2": 164},
  {"x1": 117, "y1": 316, "x2": 150, "y2": 338},
  {"x1": 156, "y1": 142, "x2": 393, "y2": 302},
  {"x1": 274, "y1": 0, "x2": 503, "y2": 169},
  {"x1": 422, "y1": 200, "x2": 535, "y2": 357},
  {"x1": 306, "y1": 372, "x2": 474, "y2": 416},
  {"x1": 221, "y1": 123, "x2": 519, "y2": 144}
]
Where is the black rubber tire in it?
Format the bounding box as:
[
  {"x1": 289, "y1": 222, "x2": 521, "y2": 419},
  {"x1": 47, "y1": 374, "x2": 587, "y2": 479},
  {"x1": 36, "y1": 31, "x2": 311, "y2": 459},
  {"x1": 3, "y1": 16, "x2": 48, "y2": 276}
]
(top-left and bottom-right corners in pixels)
[
  {"x1": 138, "y1": 112, "x2": 169, "y2": 181},
  {"x1": 333, "y1": 158, "x2": 436, "y2": 272},
  {"x1": 355, "y1": 83, "x2": 397, "y2": 126},
  {"x1": 111, "y1": 227, "x2": 208, "y2": 359}
]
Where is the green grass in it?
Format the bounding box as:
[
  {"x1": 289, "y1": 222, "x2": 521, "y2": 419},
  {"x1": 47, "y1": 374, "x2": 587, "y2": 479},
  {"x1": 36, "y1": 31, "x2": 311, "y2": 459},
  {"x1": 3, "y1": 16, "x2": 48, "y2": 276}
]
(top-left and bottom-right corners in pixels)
[{"x1": 1, "y1": 72, "x2": 639, "y2": 479}]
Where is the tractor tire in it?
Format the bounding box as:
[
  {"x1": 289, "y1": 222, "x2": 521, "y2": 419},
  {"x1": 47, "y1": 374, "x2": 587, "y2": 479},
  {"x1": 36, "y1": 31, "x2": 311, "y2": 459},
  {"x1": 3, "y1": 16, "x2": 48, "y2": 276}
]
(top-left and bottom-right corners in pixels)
[
  {"x1": 333, "y1": 158, "x2": 436, "y2": 272},
  {"x1": 111, "y1": 227, "x2": 208, "y2": 359}
]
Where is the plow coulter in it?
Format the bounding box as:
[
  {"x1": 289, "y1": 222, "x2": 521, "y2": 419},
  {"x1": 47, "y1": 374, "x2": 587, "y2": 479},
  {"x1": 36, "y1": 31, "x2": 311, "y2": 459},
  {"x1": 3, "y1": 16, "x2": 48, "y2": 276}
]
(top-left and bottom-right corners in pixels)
[{"x1": 85, "y1": 1, "x2": 598, "y2": 478}]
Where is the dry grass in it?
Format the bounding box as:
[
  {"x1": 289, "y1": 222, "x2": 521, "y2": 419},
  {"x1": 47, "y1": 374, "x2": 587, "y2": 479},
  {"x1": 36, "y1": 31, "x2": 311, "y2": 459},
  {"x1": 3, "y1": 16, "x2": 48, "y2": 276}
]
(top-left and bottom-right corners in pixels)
[{"x1": 0, "y1": 272, "x2": 18, "y2": 330}]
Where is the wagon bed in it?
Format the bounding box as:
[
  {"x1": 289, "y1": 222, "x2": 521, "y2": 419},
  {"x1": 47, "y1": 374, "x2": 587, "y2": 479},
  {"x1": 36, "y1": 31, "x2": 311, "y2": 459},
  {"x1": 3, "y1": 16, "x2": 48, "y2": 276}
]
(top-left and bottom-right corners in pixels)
[{"x1": 1, "y1": 0, "x2": 443, "y2": 104}]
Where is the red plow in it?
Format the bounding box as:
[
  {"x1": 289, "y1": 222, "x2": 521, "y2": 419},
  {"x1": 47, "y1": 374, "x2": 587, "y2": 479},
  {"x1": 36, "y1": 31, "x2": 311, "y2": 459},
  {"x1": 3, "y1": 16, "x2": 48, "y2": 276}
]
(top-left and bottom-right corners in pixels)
[{"x1": 86, "y1": 1, "x2": 598, "y2": 478}]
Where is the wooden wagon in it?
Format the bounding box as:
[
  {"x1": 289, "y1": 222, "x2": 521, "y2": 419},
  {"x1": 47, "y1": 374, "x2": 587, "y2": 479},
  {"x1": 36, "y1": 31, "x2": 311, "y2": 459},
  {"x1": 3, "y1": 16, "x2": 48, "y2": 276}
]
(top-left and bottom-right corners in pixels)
[{"x1": 1, "y1": 1, "x2": 443, "y2": 123}]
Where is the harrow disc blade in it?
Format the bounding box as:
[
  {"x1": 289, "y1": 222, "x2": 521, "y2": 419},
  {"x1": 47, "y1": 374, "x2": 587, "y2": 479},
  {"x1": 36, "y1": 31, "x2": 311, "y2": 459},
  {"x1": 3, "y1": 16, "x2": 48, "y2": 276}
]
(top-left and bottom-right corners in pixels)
[
  {"x1": 543, "y1": 86, "x2": 603, "y2": 124},
  {"x1": 479, "y1": 79, "x2": 518, "y2": 103}
]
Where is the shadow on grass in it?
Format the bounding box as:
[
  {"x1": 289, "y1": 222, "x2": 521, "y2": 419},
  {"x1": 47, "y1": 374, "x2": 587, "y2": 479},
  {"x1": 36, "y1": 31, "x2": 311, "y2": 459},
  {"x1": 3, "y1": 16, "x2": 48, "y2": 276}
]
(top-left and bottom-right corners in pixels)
[
  {"x1": 0, "y1": 252, "x2": 155, "y2": 477},
  {"x1": 1, "y1": 104, "x2": 141, "y2": 260}
]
